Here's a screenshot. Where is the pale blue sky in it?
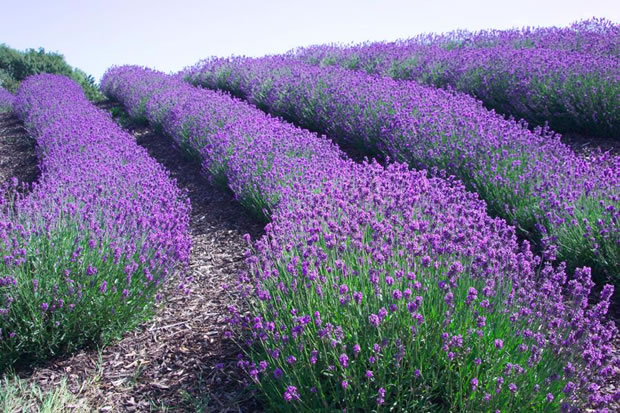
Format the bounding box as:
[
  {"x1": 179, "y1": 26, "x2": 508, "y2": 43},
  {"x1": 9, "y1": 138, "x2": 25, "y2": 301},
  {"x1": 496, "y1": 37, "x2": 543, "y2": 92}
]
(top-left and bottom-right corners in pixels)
[{"x1": 1, "y1": 0, "x2": 618, "y2": 81}]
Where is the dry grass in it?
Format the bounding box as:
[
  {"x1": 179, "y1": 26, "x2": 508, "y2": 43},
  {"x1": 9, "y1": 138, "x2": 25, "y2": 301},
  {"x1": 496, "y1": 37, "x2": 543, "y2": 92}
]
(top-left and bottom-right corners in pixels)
[{"x1": 0, "y1": 374, "x2": 92, "y2": 413}]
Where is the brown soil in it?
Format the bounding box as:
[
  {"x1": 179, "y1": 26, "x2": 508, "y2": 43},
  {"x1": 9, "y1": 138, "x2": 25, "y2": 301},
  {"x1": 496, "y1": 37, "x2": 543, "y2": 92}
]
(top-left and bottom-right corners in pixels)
[{"x1": 0, "y1": 112, "x2": 39, "y2": 186}]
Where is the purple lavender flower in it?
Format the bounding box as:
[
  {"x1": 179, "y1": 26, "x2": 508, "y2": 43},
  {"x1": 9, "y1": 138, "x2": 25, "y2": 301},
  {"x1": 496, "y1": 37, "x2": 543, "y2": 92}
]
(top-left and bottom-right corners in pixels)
[
  {"x1": 471, "y1": 377, "x2": 479, "y2": 391},
  {"x1": 283, "y1": 385, "x2": 300, "y2": 402},
  {"x1": 377, "y1": 387, "x2": 386, "y2": 405},
  {"x1": 392, "y1": 289, "x2": 402, "y2": 300},
  {"x1": 86, "y1": 264, "x2": 98, "y2": 276}
]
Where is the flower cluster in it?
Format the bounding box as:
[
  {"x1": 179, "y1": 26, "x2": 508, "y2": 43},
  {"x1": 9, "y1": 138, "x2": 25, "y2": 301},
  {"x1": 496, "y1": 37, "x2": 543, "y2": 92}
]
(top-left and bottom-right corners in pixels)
[
  {"x1": 102, "y1": 66, "x2": 617, "y2": 411},
  {"x1": 0, "y1": 87, "x2": 13, "y2": 113},
  {"x1": 184, "y1": 56, "x2": 619, "y2": 287},
  {"x1": 0, "y1": 74, "x2": 191, "y2": 370},
  {"x1": 293, "y1": 18, "x2": 620, "y2": 137}
]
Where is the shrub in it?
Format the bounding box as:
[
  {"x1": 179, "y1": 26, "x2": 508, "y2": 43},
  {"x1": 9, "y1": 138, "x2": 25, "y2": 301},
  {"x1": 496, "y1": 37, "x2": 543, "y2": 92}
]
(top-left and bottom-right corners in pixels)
[
  {"x1": 0, "y1": 74, "x2": 191, "y2": 370},
  {"x1": 0, "y1": 44, "x2": 102, "y2": 101}
]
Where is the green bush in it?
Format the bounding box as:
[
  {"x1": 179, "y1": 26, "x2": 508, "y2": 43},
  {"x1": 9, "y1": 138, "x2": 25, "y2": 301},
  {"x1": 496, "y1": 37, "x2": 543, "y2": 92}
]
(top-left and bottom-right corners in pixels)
[{"x1": 0, "y1": 44, "x2": 102, "y2": 101}]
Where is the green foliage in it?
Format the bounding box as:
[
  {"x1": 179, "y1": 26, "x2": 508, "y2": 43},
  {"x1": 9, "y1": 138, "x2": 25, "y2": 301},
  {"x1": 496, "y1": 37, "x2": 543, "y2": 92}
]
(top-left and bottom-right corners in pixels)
[{"x1": 0, "y1": 44, "x2": 102, "y2": 101}]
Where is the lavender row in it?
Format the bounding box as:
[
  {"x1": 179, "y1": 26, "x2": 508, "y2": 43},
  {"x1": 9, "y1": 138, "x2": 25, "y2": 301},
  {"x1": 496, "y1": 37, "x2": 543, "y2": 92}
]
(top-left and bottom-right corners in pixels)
[
  {"x1": 103, "y1": 66, "x2": 617, "y2": 410},
  {"x1": 399, "y1": 17, "x2": 619, "y2": 57},
  {"x1": 101, "y1": 66, "x2": 346, "y2": 222},
  {"x1": 294, "y1": 36, "x2": 619, "y2": 138},
  {"x1": 0, "y1": 87, "x2": 13, "y2": 112},
  {"x1": 0, "y1": 74, "x2": 191, "y2": 369},
  {"x1": 185, "y1": 56, "x2": 619, "y2": 285}
]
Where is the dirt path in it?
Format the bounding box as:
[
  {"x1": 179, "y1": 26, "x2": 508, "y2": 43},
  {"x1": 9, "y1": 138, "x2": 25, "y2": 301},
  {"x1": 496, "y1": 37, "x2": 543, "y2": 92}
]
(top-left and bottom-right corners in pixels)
[
  {"x1": 0, "y1": 112, "x2": 38, "y2": 186},
  {"x1": 561, "y1": 132, "x2": 619, "y2": 158},
  {"x1": 10, "y1": 103, "x2": 264, "y2": 412}
]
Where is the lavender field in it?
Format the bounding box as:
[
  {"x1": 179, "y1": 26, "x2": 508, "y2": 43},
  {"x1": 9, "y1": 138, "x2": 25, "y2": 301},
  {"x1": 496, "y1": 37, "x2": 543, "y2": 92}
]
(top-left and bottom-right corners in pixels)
[{"x1": 1, "y1": 17, "x2": 619, "y2": 413}]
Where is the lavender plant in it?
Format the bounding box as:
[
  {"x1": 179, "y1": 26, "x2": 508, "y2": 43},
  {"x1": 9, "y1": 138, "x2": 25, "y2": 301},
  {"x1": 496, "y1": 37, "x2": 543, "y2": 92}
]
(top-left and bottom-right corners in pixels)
[
  {"x1": 0, "y1": 74, "x2": 191, "y2": 370},
  {"x1": 0, "y1": 87, "x2": 13, "y2": 112},
  {"x1": 184, "y1": 57, "x2": 619, "y2": 286},
  {"x1": 102, "y1": 66, "x2": 346, "y2": 222},
  {"x1": 293, "y1": 20, "x2": 620, "y2": 138},
  {"x1": 413, "y1": 17, "x2": 619, "y2": 57},
  {"x1": 103, "y1": 66, "x2": 618, "y2": 411}
]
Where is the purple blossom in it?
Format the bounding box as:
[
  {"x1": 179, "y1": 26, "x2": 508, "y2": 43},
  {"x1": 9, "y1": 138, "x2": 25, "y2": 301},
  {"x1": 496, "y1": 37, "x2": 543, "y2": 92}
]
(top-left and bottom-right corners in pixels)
[
  {"x1": 0, "y1": 87, "x2": 14, "y2": 112},
  {"x1": 471, "y1": 377, "x2": 479, "y2": 391},
  {"x1": 392, "y1": 289, "x2": 402, "y2": 300},
  {"x1": 377, "y1": 387, "x2": 386, "y2": 405},
  {"x1": 283, "y1": 385, "x2": 300, "y2": 402}
]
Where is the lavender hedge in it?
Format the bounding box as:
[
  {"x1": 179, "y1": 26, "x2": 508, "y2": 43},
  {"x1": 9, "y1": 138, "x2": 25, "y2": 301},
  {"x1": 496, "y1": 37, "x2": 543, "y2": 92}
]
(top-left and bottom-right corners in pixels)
[
  {"x1": 297, "y1": 43, "x2": 620, "y2": 138},
  {"x1": 0, "y1": 87, "x2": 13, "y2": 113},
  {"x1": 184, "y1": 57, "x2": 619, "y2": 286},
  {"x1": 103, "y1": 66, "x2": 617, "y2": 411},
  {"x1": 378, "y1": 18, "x2": 619, "y2": 57},
  {"x1": 0, "y1": 74, "x2": 191, "y2": 369},
  {"x1": 101, "y1": 66, "x2": 346, "y2": 222}
]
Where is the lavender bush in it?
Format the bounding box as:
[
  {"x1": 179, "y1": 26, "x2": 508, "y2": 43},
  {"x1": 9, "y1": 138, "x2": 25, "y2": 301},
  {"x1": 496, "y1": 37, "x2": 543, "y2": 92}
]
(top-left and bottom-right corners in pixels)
[
  {"x1": 0, "y1": 74, "x2": 191, "y2": 370},
  {"x1": 101, "y1": 66, "x2": 346, "y2": 222},
  {"x1": 184, "y1": 57, "x2": 619, "y2": 286},
  {"x1": 293, "y1": 20, "x2": 620, "y2": 138},
  {"x1": 103, "y1": 66, "x2": 618, "y2": 411},
  {"x1": 0, "y1": 87, "x2": 13, "y2": 112},
  {"x1": 380, "y1": 18, "x2": 619, "y2": 56}
]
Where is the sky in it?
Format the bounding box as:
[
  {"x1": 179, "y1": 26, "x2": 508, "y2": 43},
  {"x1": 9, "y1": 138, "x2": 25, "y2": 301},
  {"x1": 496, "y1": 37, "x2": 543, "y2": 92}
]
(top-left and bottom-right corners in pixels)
[{"x1": 1, "y1": 0, "x2": 618, "y2": 81}]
